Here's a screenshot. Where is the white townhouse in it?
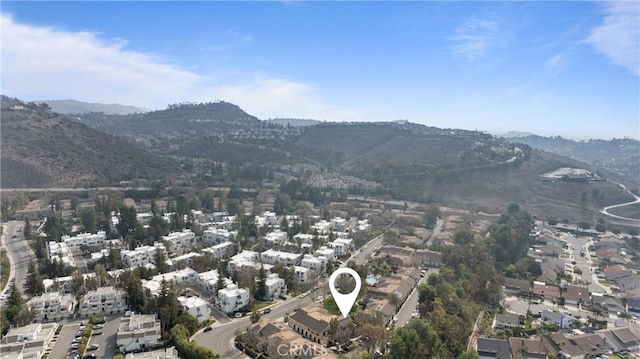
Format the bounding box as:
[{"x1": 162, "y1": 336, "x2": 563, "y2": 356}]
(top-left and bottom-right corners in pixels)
[
  {"x1": 26, "y1": 292, "x2": 76, "y2": 322},
  {"x1": 260, "y1": 249, "x2": 302, "y2": 266},
  {"x1": 142, "y1": 268, "x2": 198, "y2": 297},
  {"x1": 294, "y1": 266, "x2": 311, "y2": 285},
  {"x1": 264, "y1": 229, "x2": 289, "y2": 245},
  {"x1": 301, "y1": 254, "x2": 328, "y2": 274},
  {"x1": 311, "y1": 220, "x2": 333, "y2": 234},
  {"x1": 329, "y1": 238, "x2": 354, "y2": 257},
  {"x1": 116, "y1": 314, "x2": 162, "y2": 353},
  {"x1": 177, "y1": 296, "x2": 211, "y2": 323},
  {"x1": 202, "y1": 242, "x2": 234, "y2": 260},
  {"x1": 265, "y1": 273, "x2": 287, "y2": 300},
  {"x1": 170, "y1": 252, "x2": 203, "y2": 269},
  {"x1": 62, "y1": 231, "x2": 107, "y2": 251},
  {"x1": 79, "y1": 286, "x2": 127, "y2": 317},
  {"x1": 255, "y1": 211, "x2": 278, "y2": 227},
  {"x1": 216, "y1": 284, "x2": 250, "y2": 313},
  {"x1": 162, "y1": 229, "x2": 195, "y2": 255},
  {"x1": 331, "y1": 217, "x2": 348, "y2": 232},
  {"x1": 293, "y1": 233, "x2": 315, "y2": 246},
  {"x1": 202, "y1": 228, "x2": 236, "y2": 245},
  {"x1": 195, "y1": 270, "x2": 233, "y2": 295},
  {"x1": 47, "y1": 241, "x2": 76, "y2": 267},
  {"x1": 228, "y1": 250, "x2": 260, "y2": 275},
  {"x1": 121, "y1": 242, "x2": 168, "y2": 268},
  {"x1": 0, "y1": 322, "x2": 58, "y2": 359},
  {"x1": 315, "y1": 246, "x2": 336, "y2": 261}
]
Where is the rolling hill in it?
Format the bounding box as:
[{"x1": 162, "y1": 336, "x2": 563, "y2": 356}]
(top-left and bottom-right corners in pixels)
[
  {"x1": 0, "y1": 96, "x2": 182, "y2": 188},
  {"x1": 34, "y1": 99, "x2": 149, "y2": 115}
]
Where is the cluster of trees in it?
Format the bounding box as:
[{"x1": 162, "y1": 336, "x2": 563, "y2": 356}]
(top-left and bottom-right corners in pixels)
[{"x1": 1, "y1": 282, "x2": 37, "y2": 335}]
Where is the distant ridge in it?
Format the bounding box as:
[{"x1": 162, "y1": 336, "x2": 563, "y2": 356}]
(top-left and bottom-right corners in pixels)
[
  {"x1": 266, "y1": 118, "x2": 321, "y2": 127},
  {"x1": 34, "y1": 99, "x2": 149, "y2": 115}
]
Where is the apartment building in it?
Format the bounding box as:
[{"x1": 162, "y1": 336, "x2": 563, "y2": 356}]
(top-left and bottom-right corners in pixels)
[
  {"x1": 61, "y1": 231, "x2": 107, "y2": 251},
  {"x1": 260, "y1": 249, "x2": 302, "y2": 266},
  {"x1": 0, "y1": 323, "x2": 58, "y2": 359},
  {"x1": 177, "y1": 296, "x2": 211, "y2": 323},
  {"x1": 301, "y1": 254, "x2": 328, "y2": 274},
  {"x1": 265, "y1": 273, "x2": 287, "y2": 300},
  {"x1": 26, "y1": 292, "x2": 76, "y2": 322},
  {"x1": 79, "y1": 286, "x2": 127, "y2": 317},
  {"x1": 264, "y1": 229, "x2": 289, "y2": 245},
  {"x1": 315, "y1": 246, "x2": 336, "y2": 261},
  {"x1": 47, "y1": 241, "x2": 75, "y2": 267},
  {"x1": 216, "y1": 284, "x2": 250, "y2": 313},
  {"x1": 142, "y1": 268, "x2": 198, "y2": 297},
  {"x1": 162, "y1": 229, "x2": 195, "y2": 255},
  {"x1": 116, "y1": 314, "x2": 162, "y2": 353},
  {"x1": 202, "y1": 242, "x2": 234, "y2": 260},
  {"x1": 120, "y1": 242, "x2": 168, "y2": 268},
  {"x1": 202, "y1": 228, "x2": 236, "y2": 245},
  {"x1": 195, "y1": 270, "x2": 233, "y2": 295}
]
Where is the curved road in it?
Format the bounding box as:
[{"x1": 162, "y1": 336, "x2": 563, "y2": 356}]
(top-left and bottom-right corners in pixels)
[
  {"x1": 600, "y1": 181, "x2": 640, "y2": 223},
  {"x1": 192, "y1": 234, "x2": 385, "y2": 357},
  {"x1": 1, "y1": 221, "x2": 35, "y2": 301}
]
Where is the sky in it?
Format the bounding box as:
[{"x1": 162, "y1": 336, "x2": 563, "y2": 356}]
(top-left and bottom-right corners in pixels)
[{"x1": 1, "y1": 1, "x2": 639, "y2": 140}]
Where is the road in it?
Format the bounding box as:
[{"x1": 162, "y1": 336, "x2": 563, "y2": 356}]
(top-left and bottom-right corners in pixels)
[
  {"x1": 600, "y1": 180, "x2": 640, "y2": 224},
  {"x1": 192, "y1": 233, "x2": 387, "y2": 358},
  {"x1": 1, "y1": 221, "x2": 35, "y2": 298},
  {"x1": 561, "y1": 234, "x2": 608, "y2": 295},
  {"x1": 395, "y1": 268, "x2": 439, "y2": 328}
]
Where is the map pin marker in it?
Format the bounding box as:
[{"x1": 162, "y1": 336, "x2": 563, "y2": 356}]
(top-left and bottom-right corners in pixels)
[{"x1": 329, "y1": 267, "x2": 361, "y2": 319}]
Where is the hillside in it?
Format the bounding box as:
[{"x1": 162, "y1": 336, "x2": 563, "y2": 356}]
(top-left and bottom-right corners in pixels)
[
  {"x1": 34, "y1": 99, "x2": 149, "y2": 115},
  {"x1": 0, "y1": 96, "x2": 182, "y2": 188},
  {"x1": 504, "y1": 134, "x2": 640, "y2": 180}
]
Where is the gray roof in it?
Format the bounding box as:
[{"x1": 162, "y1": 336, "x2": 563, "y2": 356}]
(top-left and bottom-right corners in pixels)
[{"x1": 477, "y1": 338, "x2": 511, "y2": 359}]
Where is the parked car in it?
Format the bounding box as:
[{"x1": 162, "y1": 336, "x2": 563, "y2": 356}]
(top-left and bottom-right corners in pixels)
[
  {"x1": 234, "y1": 312, "x2": 244, "y2": 318},
  {"x1": 70, "y1": 343, "x2": 79, "y2": 349},
  {"x1": 203, "y1": 326, "x2": 212, "y2": 332},
  {"x1": 93, "y1": 324, "x2": 104, "y2": 330},
  {"x1": 263, "y1": 308, "x2": 271, "y2": 314},
  {"x1": 84, "y1": 355, "x2": 98, "y2": 359},
  {"x1": 87, "y1": 344, "x2": 99, "y2": 351}
]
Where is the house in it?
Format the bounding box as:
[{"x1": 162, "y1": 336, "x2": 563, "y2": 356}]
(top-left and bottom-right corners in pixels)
[
  {"x1": 264, "y1": 229, "x2": 289, "y2": 245},
  {"x1": 539, "y1": 309, "x2": 576, "y2": 329},
  {"x1": 195, "y1": 270, "x2": 233, "y2": 295},
  {"x1": 568, "y1": 333, "x2": 611, "y2": 358},
  {"x1": 162, "y1": 229, "x2": 195, "y2": 255},
  {"x1": 260, "y1": 249, "x2": 302, "y2": 266},
  {"x1": 124, "y1": 346, "x2": 179, "y2": 359},
  {"x1": 598, "y1": 327, "x2": 640, "y2": 354},
  {"x1": 202, "y1": 241, "x2": 234, "y2": 260},
  {"x1": 0, "y1": 322, "x2": 58, "y2": 359},
  {"x1": 120, "y1": 242, "x2": 168, "y2": 268},
  {"x1": 79, "y1": 286, "x2": 127, "y2": 317},
  {"x1": 116, "y1": 314, "x2": 162, "y2": 353},
  {"x1": 170, "y1": 252, "x2": 203, "y2": 269},
  {"x1": 603, "y1": 265, "x2": 633, "y2": 282},
  {"x1": 216, "y1": 284, "x2": 250, "y2": 313},
  {"x1": 294, "y1": 266, "x2": 312, "y2": 285},
  {"x1": 249, "y1": 319, "x2": 338, "y2": 359},
  {"x1": 591, "y1": 293, "x2": 626, "y2": 315},
  {"x1": 26, "y1": 293, "x2": 76, "y2": 322},
  {"x1": 532, "y1": 281, "x2": 561, "y2": 301},
  {"x1": 504, "y1": 278, "x2": 531, "y2": 296},
  {"x1": 62, "y1": 231, "x2": 107, "y2": 251},
  {"x1": 228, "y1": 250, "x2": 261, "y2": 275},
  {"x1": 177, "y1": 296, "x2": 211, "y2": 323},
  {"x1": 202, "y1": 228, "x2": 236, "y2": 245},
  {"x1": 301, "y1": 255, "x2": 328, "y2": 274},
  {"x1": 288, "y1": 306, "x2": 352, "y2": 346},
  {"x1": 476, "y1": 338, "x2": 511, "y2": 359},
  {"x1": 495, "y1": 313, "x2": 525, "y2": 329},
  {"x1": 616, "y1": 274, "x2": 640, "y2": 292},
  {"x1": 142, "y1": 268, "x2": 198, "y2": 297},
  {"x1": 508, "y1": 338, "x2": 548, "y2": 359},
  {"x1": 315, "y1": 246, "x2": 336, "y2": 261},
  {"x1": 563, "y1": 285, "x2": 589, "y2": 306}
]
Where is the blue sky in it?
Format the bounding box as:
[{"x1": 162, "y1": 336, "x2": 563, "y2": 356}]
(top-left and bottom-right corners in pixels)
[{"x1": 1, "y1": 1, "x2": 638, "y2": 140}]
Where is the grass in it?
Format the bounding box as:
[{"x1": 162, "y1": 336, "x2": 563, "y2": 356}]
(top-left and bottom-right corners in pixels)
[
  {"x1": 0, "y1": 249, "x2": 9, "y2": 291},
  {"x1": 251, "y1": 301, "x2": 273, "y2": 312},
  {"x1": 323, "y1": 296, "x2": 360, "y2": 316}
]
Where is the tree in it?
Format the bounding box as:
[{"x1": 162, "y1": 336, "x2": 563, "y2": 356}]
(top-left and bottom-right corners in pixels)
[
  {"x1": 70, "y1": 270, "x2": 85, "y2": 298},
  {"x1": 255, "y1": 266, "x2": 268, "y2": 301},
  {"x1": 25, "y1": 262, "x2": 45, "y2": 296},
  {"x1": 6, "y1": 281, "x2": 22, "y2": 308},
  {"x1": 389, "y1": 319, "x2": 441, "y2": 359},
  {"x1": 157, "y1": 279, "x2": 179, "y2": 330},
  {"x1": 44, "y1": 212, "x2": 65, "y2": 241},
  {"x1": 216, "y1": 266, "x2": 227, "y2": 296},
  {"x1": 117, "y1": 205, "x2": 138, "y2": 237},
  {"x1": 80, "y1": 208, "x2": 97, "y2": 233},
  {"x1": 154, "y1": 248, "x2": 170, "y2": 274},
  {"x1": 458, "y1": 350, "x2": 479, "y2": 359},
  {"x1": 453, "y1": 230, "x2": 474, "y2": 245}
]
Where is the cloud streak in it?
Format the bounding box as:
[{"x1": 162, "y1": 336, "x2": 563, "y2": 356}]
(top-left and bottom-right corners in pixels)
[
  {"x1": 586, "y1": 1, "x2": 639, "y2": 76},
  {"x1": 449, "y1": 14, "x2": 503, "y2": 60},
  {"x1": 0, "y1": 13, "x2": 358, "y2": 121}
]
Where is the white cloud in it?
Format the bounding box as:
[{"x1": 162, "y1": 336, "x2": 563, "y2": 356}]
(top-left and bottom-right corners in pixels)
[
  {"x1": 546, "y1": 54, "x2": 567, "y2": 75},
  {"x1": 0, "y1": 13, "x2": 358, "y2": 121},
  {"x1": 449, "y1": 15, "x2": 503, "y2": 60},
  {"x1": 586, "y1": 1, "x2": 640, "y2": 76}
]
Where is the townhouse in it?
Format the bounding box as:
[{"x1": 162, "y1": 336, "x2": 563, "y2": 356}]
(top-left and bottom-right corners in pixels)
[
  {"x1": 116, "y1": 314, "x2": 162, "y2": 353},
  {"x1": 26, "y1": 292, "x2": 76, "y2": 322},
  {"x1": 177, "y1": 296, "x2": 211, "y2": 323},
  {"x1": 216, "y1": 284, "x2": 250, "y2": 313},
  {"x1": 120, "y1": 242, "x2": 168, "y2": 268},
  {"x1": 78, "y1": 286, "x2": 127, "y2": 317},
  {"x1": 162, "y1": 229, "x2": 195, "y2": 255}
]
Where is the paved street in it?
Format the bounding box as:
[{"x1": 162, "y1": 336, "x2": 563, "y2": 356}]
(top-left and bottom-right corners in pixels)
[
  {"x1": 561, "y1": 234, "x2": 608, "y2": 295},
  {"x1": 1, "y1": 220, "x2": 35, "y2": 298}
]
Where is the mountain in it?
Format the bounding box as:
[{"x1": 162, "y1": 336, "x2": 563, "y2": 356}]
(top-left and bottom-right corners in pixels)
[
  {"x1": 504, "y1": 134, "x2": 640, "y2": 180},
  {"x1": 33, "y1": 99, "x2": 149, "y2": 115},
  {"x1": 65, "y1": 102, "x2": 638, "y2": 222},
  {"x1": 267, "y1": 118, "x2": 321, "y2": 127},
  {"x1": 0, "y1": 96, "x2": 182, "y2": 188}
]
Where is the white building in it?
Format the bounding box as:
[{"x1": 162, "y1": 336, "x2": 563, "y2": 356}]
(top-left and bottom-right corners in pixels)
[
  {"x1": 202, "y1": 242, "x2": 234, "y2": 260},
  {"x1": 255, "y1": 211, "x2": 278, "y2": 227},
  {"x1": 315, "y1": 246, "x2": 336, "y2": 261},
  {"x1": 162, "y1": 229, "x2": 195, "y2": 255},
  {"x1": 356, "y1": 219, "x2": 371, "y2": 232},
  {"x1": 329, "y1": 238, "x2": 354, "y2": 257},
  {"x1": 228, "y1": 250, "x2": 261, "y2": 275},
  {"x1": 301, "y1": 254, "x2": 328, "y2": 274},
  {"x1": 177, "y1": 296, "x2": 211, "y2": 323},
  {"x1": 293, "y1": 233, "x2": 315, "y2": 246},
  {"x1": 0, "y1": 322, "x2": 58, "y2": 359},
  {"x1": 540, "y1": 310, "x2": 576, "y2": 329},
  {"x1": 26, "y1": 292, "x2": 76, "y2": 322},
  {"x1": 195, "y1": 270, "x2": 233, "y2": 295},
  {"x1": 47, "y1": 241, "x2": 75, "y2": 267},
  {"x1": 121, "y1": 242, "x2": 168, "y2": 268},
  {"x1": 294, "y1": 266, "x2": 311, "y2": 285},
  {"x1": 265, "y1": 273, "x2": 287, "y2": 300},
  {"x1": 124, "y1": 346, "x2": 179, "y2": 359},
  {"x1": 62, "y1": 231, "x2": 107, "y2": 251},
  {"x1": 264, "y1": 229, "x2": 289, "y2": 245},
  {"x1": 331, "y1": 217, "x2": 348, "y2": 231},
  {"x1": 311, "y1": 220, "x2": 332, "y2": 234},
  {"x1": 116, "y1": 314, "x2": 161, "y2": 353},
  {"x1": 202, "y1": 228, "x2": 236, "y2": 245},
  {"x1": 142, "y1": 268, "x2": 198, "y2": 297},
  {"x1": 170, "y1": 252, "x2": 202, "y2": 269},
  {"x1": 260, "y1": 249, "x2": 302, "y2": 266},
  {"x1": 79, "y1": 286, "x2": 127, "y2": 317},
  {"x1": 216, "y1": 284, "x2": 250, "y2": 313}
]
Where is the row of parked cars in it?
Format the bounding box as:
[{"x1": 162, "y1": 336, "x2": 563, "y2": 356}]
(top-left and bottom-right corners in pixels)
[{"x1": 67, "y1": 321, "x2": 101, "y2": 359}]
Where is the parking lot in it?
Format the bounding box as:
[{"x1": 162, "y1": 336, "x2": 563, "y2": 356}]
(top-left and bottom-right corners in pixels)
[{"x1": 47, "y1": 314, "x2": 122, "y2": 359}]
